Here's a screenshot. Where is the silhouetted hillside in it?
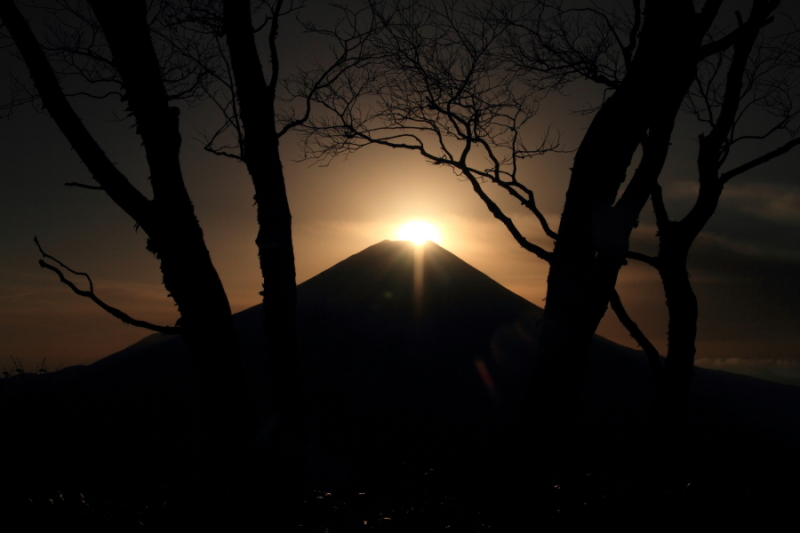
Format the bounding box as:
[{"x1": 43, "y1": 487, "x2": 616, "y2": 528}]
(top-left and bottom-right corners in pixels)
[{"x1": 2, "y1": 240, "x2": 798, "y2": 527}]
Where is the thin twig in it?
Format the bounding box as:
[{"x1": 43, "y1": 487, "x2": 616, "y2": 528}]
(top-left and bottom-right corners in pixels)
[{"x1": 65, "y1": 181, "x2": 103, "y2": 190}]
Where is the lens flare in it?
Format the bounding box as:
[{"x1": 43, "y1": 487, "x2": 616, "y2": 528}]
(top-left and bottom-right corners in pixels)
[{"x1": 396, "y1": 221, "x2": 441, "y2": 245}]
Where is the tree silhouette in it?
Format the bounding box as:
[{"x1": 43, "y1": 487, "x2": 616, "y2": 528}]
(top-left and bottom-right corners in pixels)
[
  {"x1": 304, "y1": 0, "x2": 565, "y2": 258},
  {"x1": 150, "y1": 1, "x2": 376, "y2": 523},
  {"x1": 0, "y1": 0, "x2": 259, "y2": 478},
  {"x1": 2, "y1": 0, "x2": 377, "y2": 524},
  {"x1": 504, "y1": 0, "x2": 799, "y2": 461},
  {"x1": 628, "y1": 4, "x2": 800, "y2": 457},
  {"x1": 301, "y1": 0, "x2": 790, "y2": 520}
]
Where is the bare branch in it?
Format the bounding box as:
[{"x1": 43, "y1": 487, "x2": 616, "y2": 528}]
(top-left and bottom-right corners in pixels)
[
  {"x1": 64, "y1": 181, "x2": 103, "y2": 190},
  {"x1": 278, "y1": 5, "x2": 380, "y2": 138},
  {"x1": 626, "y1": 249, "x2": 657, "y2": 267},
  {"x1": 650, "y1": 181, "x2": 670, "y2": 230},
  {"x1": 34, "y1": 237, "x2": 178, "y2": 335},
  {"x1": 698, "y1": 8, "x2": 763, "y2": 170},
  {"x1": 203, "y1": 142, "x2": 244, "y2": 161},
  {"x1": 608, "y1": 288, "x2": 663, "y2": 385},
  {"x1": 461, "y1": 169, "x2": 553, "y2": 261},
  {"x1": 497, "y1": 1, "x2": 627, "y2": 91},
  {"x1": 698, "y1": 12, "x2": 775, "y2": 59},
  {"x1": 302, "y1": 0, "x2": 560, "y2": 252},
  {"x1": 266, "y1": 0, "x2": 283, "y2": 94},
  {"x1": 720, "y1": 136, "x2": 800, "y2": 184},
  {"x1": 0, "y1": 0, "x2": 153, "y2": 229},
  {"x1": 622, "y1": 0, "x2": 641, "y2": 68}
]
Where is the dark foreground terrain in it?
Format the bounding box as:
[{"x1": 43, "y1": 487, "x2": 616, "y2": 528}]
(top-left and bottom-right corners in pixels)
[
  {"x1": 2, "y1": 241, "x2": 798, "y2": 528},
  {"x1": 2, "y1": 456, "x2": 796, "y2": 529}
]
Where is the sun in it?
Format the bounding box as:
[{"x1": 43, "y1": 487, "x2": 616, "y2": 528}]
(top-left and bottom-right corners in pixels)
[{"x1": 397, "y1": 220, "x2": 441, "y2": 245}]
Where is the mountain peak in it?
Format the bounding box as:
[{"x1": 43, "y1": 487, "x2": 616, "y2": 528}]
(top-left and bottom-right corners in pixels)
[{"x1": 298, "y1": 239, "x2": 539, "y2": 322}]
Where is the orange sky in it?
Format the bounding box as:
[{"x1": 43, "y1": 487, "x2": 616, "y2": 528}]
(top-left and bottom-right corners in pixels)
[{"x1": 0, "y1": 2, "x2": 798, "y2": 386}]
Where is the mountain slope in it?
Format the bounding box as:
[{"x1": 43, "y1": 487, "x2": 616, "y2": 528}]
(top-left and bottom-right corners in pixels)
[{"x1": 2, "y1": 240, "x2": 799, "y2": 523}]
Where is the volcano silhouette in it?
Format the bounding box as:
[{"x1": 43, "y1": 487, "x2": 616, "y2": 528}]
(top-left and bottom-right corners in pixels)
[
  {"x1": 3, "y1": 240, "x2": 800, "y2": 521},
  {"x1": 3, "y1": 241, "x2": 540, "y2": 487}
]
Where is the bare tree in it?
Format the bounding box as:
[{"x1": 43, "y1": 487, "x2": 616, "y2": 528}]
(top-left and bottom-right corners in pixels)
[
  {"x1": 0, "y1": 0, "x2": 258, "y2": 476},
  {"x1": 147, "y1": 1, "x2": 377, "y2": 523},
  {"x1": 2, "y1": 0, "x2": 377, "y2": 524},
  {"x1": 629, "y1": 7, "x2": 800, "y2": 451},
  {"x1": 503, "y1": 0, "x2": 800, "y2": 458},
  {"x1": 304, "y1": 0, "x2": 564, "y2": 256}
]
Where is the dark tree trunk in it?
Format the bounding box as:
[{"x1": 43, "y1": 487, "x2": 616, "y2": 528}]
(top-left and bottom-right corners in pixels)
[
  {"x1": 648, "y1": 231, "x2": 696, "y2": 466},
  {"x1": 641, "y1": 0, "x2": 780, "y2": 477},
  {"x1": 88, "y1": 0, "x2": 259, "y2": 456},
  {"x1": 223, "y1": 0, "x2": 305, "y2": 526},
  {"x1": 647, "y1": 179, "x2": 722, "y2": 466},
  {"x1": 0, "y1": 0, "x2": 259, "y2": 463},
  {"x1": 223, "y1": 0, "x2": 303, "y2": 421},
  {"x1": 502, "y1": 2, "x2": 720, "y2": 523},
  {"x1": 151, "y1": 226, "x2": 259, "y2": 455}
]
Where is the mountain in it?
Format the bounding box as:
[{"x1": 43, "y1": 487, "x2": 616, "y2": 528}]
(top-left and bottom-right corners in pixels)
[
  {"x1": 2, "y1": 240, "x2": 799, "y2": 524},
  {"x1": 1, "y1": 241, "x2": 536, "y2": 486}
]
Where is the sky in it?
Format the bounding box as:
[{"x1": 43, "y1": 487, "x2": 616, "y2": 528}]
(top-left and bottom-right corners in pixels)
[{"x1": 1, "y1": 1, "x2": 798, "y2": 385}]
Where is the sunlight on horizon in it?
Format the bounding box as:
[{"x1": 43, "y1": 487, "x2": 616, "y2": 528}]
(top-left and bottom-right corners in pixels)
[{"x1": 396, "y1": 220, "x2": 441, "y2": 245}]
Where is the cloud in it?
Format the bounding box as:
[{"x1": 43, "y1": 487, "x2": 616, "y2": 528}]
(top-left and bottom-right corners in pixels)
[
  {"x1": 662, "y1": 179, "x2": 700, "y2": 200},
  {"x1": 695, "y1": 357, "x2": 800, "y2": 387},
  {"x1": 656, "y1": 180, "x2": 800, "y2": 260},
  {"x1": 0, "y1": 291, "x2": 36, "y2": 302},
  {"x1": 722, "y1": 182, "x2": 800, "y2": 225},
  {"x1": 693, "y1": 231, "x2": 800, "y2": 263},
  {"x1": 660, "y1": 179, "x2": 800, "y2": 226}
]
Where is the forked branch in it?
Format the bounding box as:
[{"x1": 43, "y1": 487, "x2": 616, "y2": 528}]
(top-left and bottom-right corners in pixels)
[{"x1": 34, "y1": 237, "x2": 179, "y2": 335}]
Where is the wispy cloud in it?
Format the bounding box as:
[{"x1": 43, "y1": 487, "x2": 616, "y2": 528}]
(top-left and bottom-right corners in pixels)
[
  {"x1": 662, "y1": 179, "x2": 800, "y2": 223},
  {"x1": 722, "y1": 182, "x2": 800, "y2": 225},
  {"x1": 694, "y1": 231, "x2": 800, "y2": 262},
  {"x1": 0, "y1": 291, "x2": 36, "y2": 302},
  {"x1": 696, "y1": 357, "x2": 800, "y2": 387}
]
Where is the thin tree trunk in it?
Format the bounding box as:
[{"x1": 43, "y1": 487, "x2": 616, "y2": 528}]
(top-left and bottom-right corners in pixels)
[
  {"x1": 648, "y1": 237, "x2": 697, "y2": 468},
  {"x1": 646, "y1": 179, "x2": 720, "y2": 470},
  {"x1": 645, "y1": 0, "x2": 782, "y2": 468},
  {"x1": 223, "y1": 0, "x2": 303, "y2": 422},
  {"x1": 223, "y1": 0, "x2": 305, "y2": 526},
  {"x1": 647, "y1": 156, "x2": 724, "y2": 468}
]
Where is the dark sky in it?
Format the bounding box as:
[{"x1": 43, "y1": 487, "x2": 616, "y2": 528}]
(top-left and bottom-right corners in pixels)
[{"x1": 1, "y1": 1, "x2": 798, "y2": 385}]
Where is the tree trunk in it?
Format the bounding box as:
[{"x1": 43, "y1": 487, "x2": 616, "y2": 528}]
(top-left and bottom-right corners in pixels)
[
  {"x1": 643, "y1": 0, "x2": 777, "y2": 477},
  {"x1": 501, "y1": 2, "x2": 718, "y2": 524},
  {"x1": 223, "y1": 0, "x2": 305, "y2": 526},
  {"x1": 87, "y1": 0, "x2": 260, "y2": 457},
  {"x1": 249, "y1": 144, "x2": 305, "y2": 528},
  {"x1": 0, "y1": 0, "x2": 259, "y2": 464},
  {"x1": 152, "y1": 224, "x2": 259, "y2": 454},
  {"x1": 647, "y1": 177, "x2": 722, "y2": 469},
  {"x1": 648, "y1": 232, "x2": 697, "y2": 469}
]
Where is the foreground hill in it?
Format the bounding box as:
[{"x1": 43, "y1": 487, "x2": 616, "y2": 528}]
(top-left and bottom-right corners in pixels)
[{"x1": 2, "y1": 240, "x2": 798, "y2": 526}]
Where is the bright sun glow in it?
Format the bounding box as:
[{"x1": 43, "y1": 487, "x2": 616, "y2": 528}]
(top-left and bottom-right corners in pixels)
[{"x1": 397, "y1": 221, "x2": 441, "y2": 245}]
